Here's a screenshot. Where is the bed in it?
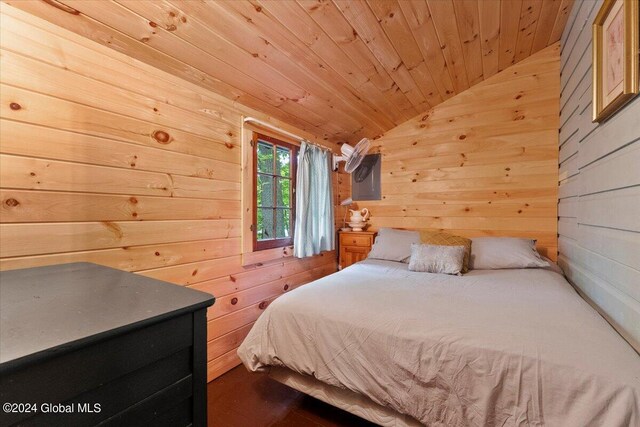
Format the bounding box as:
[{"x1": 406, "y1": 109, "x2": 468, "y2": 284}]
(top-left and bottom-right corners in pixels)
[{"x1": 238, "y1": 259, "x2": 640, "y2": 426}]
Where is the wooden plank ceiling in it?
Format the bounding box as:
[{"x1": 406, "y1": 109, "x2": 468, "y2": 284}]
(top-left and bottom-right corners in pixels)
[{"x1": 8, "y1": 0, "x2": 573, "y2": 143}]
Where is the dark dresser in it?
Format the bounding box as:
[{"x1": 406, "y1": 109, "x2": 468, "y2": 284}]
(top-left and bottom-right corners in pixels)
[{"x1": 0, "y1": 262, "x2": 214, "y2": 427}]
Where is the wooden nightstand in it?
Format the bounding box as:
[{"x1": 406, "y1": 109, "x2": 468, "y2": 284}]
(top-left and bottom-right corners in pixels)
[{"x1": 338, "y1": 230, "x2": 377, "y2": 269}]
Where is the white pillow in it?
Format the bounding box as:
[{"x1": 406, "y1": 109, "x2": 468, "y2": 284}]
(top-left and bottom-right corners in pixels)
[
  {"x1": 408, "y1": 244, "x2": 465, "y2": 275},
  {"x1": 470, "y1": 237, "x2": 550, "y2": 269},
  {"x1": 367, "y1": 228, "x2": 420, "y2": 263}
]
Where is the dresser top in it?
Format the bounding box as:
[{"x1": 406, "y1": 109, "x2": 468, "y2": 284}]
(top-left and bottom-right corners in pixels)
[{"x1": 0, "y1": 263, "x2": 214, "y2": 371}]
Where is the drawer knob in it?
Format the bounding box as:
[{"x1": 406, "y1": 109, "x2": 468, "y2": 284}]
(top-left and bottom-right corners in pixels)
[
  {"x1": 283, "y1": 284, "x2": 289, "y2": 291},
  {"x1": 259, "y1": 301, "x2": 267, "y2": 310},
  {"x1": 231, "y1": 297, "x2": 238, "y2": 305}
]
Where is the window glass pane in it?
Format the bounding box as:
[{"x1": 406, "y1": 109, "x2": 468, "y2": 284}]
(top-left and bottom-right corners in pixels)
[
  {"x1": 275, "y1": 209, "x2": 291, "y2": 238},
  {"x1": 257, "y1": 208, "x2": 274, "y2": 241},
  {"x1": 276, "y1": 146, "x2": 291, "y2": 177},
  {"x1": 257, "y1": 174, "x2": 274, "y2": 208},
  {"x1": 254, "y1": 136, "x2": 297, "y2": 249},
  {"x1": 257, "y1": 141, "x2": 273, "y2": 174},
  {"x1": 275, "y1": 177, "x2": 291, "y2": 208}
]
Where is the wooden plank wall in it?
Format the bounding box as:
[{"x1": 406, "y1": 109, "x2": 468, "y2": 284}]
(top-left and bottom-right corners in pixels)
[
  {"x1": 558, "y1": 0, "x2": 640, "y2": 352},
  {"x1": 0, "y1": 0, "x2": 573, "y2": 143},
  {"x1": 363, "y1": 43, "x2": 560, "y2": 260},
  {"x1": 0, "y1": 5, "x2": 342, "y2": 381}
]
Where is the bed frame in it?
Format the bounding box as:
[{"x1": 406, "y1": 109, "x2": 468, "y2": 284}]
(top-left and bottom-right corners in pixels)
[{"x1": 269, "y1": 367, "x2": 422, "y2": 427}]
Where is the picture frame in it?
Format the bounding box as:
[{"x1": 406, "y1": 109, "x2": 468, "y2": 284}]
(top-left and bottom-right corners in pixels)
[{"x1": 592, "y1": 0, "x2": 639, "y2": 122}]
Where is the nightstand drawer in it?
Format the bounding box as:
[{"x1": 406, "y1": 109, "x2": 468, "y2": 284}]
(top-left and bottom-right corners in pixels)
[
  {"x1": 340, "y1": 234, "x2": 373, "y2": 247},
  {"x1": 340, "y1": 246, "x2": 370, "y2": 267}
]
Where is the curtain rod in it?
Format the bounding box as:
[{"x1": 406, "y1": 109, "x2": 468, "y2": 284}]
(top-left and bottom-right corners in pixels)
[{"x1": 243, "y1": 117, "x2": 333, "y2": 152}]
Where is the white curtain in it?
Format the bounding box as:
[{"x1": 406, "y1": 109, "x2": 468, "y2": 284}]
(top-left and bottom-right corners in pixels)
[{"x1": 294, "y1": 142, "x2": 334, "y2": 258}]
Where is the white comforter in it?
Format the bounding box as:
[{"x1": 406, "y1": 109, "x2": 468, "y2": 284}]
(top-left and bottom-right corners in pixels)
[{"x1": 238, "y1": 259, "x2": 640, "y2": 426}]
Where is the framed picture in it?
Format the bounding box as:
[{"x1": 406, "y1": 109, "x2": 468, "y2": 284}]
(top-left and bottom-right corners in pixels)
[{"x1": 592, "y1": 0, "x2": 639, "y2": 122}]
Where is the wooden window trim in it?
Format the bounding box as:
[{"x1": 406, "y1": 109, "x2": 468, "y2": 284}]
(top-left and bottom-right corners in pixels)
[{"x1": 252, "y1": 133, "x2": 298, "y2": 252}]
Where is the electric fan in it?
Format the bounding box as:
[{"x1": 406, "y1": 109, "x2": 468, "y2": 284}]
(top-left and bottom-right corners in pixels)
[{"x1": 332, "y1": 137, "x2": 371, "y2": 173}]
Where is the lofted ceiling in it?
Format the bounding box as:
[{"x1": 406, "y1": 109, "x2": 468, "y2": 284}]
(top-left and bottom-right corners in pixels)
[{"x1": 9, "y1": 0, "x2": 574, "y2": 143}]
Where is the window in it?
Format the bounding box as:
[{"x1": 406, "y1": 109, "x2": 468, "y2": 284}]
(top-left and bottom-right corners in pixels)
[{"x1": 253, "y1": 133, "x2": 298, "y2": 251}]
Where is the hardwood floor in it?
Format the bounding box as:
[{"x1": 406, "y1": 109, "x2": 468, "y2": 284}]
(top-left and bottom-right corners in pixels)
[{"x1": 207, "y1": 365, "x2": 376, "y2": 427}]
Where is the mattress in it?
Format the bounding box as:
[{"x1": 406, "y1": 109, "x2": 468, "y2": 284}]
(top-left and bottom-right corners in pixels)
[
  {"x1": 269, "y1": 366, "x2": 422, "y2": 427},
  {"x1": 238, "y1": 259, "x2": 640, "y2": 426}
]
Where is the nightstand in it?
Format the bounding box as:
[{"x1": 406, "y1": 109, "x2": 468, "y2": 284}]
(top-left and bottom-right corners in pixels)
[{"x1": 338, "y1": 230, "x2": 377, "y2": 269}]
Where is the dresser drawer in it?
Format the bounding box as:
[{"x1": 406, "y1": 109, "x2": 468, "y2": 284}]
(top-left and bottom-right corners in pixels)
[{"x1": 340, "y1": 233, "x2": 373, "y2": 247}]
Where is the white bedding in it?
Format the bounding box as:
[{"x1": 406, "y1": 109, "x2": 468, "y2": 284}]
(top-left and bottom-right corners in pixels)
[{"x1": 238, "y1": 259, "x2": 640, "y2": 426}]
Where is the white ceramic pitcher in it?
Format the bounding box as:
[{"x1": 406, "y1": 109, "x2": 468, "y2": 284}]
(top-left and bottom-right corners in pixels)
[{"x1": 348, "y1": 208, "x2": 370, "y2": 223}]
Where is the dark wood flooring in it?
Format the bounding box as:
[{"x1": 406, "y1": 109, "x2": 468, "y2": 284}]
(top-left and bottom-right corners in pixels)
[{"x1": 207, "y1": 365, "x2": 377, "y2": 427}]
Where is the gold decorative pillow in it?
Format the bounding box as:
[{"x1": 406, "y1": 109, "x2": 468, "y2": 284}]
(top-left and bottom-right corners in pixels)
[{"x1": 419, "y1": 230, "x2": 472, "y2": 273}]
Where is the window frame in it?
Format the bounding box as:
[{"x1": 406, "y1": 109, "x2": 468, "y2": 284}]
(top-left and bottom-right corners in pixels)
[{"x1": 252, "y1": 133, "x2": 298, "y2": 251}]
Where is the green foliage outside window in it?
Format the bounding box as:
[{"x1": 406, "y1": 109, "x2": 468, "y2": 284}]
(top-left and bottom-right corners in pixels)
[{"x1": 257, "y1": 141, "x2": 292, "y2": 242}]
